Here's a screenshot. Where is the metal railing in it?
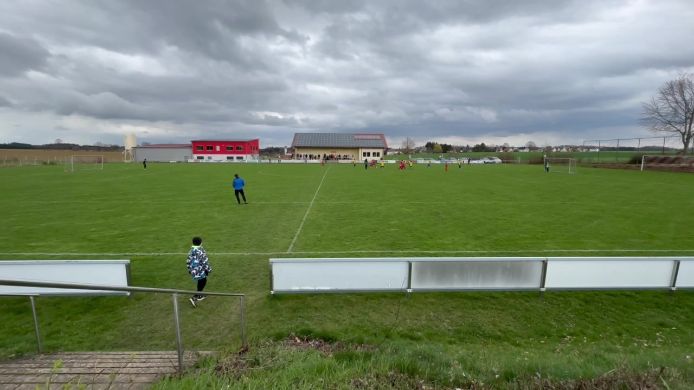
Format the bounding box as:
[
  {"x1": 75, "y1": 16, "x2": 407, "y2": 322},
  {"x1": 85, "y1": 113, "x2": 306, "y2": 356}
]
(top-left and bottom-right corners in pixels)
[{"x1": 0, "y1": 279, "x2": 246, "y2": 375}]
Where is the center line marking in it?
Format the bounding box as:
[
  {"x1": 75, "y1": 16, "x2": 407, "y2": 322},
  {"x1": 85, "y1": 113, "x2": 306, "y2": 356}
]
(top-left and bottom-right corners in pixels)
[{"x1": 287, "y1": 167, "x2": 331, "y2": 253}]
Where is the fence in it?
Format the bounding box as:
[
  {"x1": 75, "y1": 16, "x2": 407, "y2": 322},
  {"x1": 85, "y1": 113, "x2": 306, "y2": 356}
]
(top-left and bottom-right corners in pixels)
[
  {"x1": 581, "y1": 136, "x2": 686, "y2": 163},
  {"x1": 269, "y1": 257, "x2": 694, "y2": 293},
  {"x1": 0, "y1": 279, "x2": 246, "y2": 375}
]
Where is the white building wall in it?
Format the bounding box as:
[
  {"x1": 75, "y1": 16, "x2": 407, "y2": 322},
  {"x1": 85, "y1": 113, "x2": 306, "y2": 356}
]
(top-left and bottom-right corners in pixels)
[
  {"x1": 358, "y1": 148, "x2": 385, "y2": 159},
  {"x1": 133, "y1": 148, "x2": 191, "y2": 162},
  {"x1": 191, "y1": 154, "x2": 259, "y2": 162}
]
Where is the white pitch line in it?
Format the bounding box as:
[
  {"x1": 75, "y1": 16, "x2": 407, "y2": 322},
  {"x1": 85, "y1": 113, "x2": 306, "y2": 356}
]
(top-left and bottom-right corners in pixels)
[
  {"x1": 286, "y1": 167, "x2": 331, "y2": 253},
  {"x1": 1, "y1": 249, "x2": 694, "y2": 257}
]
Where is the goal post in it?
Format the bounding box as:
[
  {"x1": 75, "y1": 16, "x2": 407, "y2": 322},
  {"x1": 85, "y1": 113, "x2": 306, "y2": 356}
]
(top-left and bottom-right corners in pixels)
[
  {"x1": 544, "y1": 157, "x2": 576, "y2": 174},
  {"x1": 65, "y1": 155, "x2": 104, "y2": 172},
  {"x1": 641, "y1": 155, "x2": 694, "y2": 171}
]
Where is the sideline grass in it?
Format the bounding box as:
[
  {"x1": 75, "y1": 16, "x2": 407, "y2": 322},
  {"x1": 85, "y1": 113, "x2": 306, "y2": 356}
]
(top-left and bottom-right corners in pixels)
[{"x1": 1, "y1": 163, "x2": 693, "y2": 387}]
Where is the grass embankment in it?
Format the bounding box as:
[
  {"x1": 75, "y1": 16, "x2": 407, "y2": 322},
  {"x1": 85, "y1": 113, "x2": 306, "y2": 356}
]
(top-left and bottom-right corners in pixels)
[{"x1": 1, "y1": 163, "x2": 693, "y2": 388}]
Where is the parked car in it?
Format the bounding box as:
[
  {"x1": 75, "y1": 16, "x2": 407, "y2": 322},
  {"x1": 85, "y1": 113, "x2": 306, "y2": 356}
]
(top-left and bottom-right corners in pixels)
[
  {"x1": 470, "y1": 157, "x2": 502, "y2": 164},
  {"x1": 481, "y1": 157, "x2": 502, "y2": 164}
]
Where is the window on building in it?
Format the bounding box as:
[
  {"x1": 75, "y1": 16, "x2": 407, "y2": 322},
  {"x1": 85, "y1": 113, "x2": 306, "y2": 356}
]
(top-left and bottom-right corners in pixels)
[
  {"x1": 196, "y1": 156, "x2": 204, "y2": 160},
  {"x1": 196, "y1": 146, "x2": 203, "y2": 151},
  {"x1": 206, "y1": 145, "x2": 213, "y2": 151},
  {"x1": 226, "y1": 156, "x2": 234, "y2": 160},
  {"x1": 366, "y1": 152, "x2": 371, "y2": 157},
  {"x1": 374, "y1": 152, "x2": 380, "y2": 157},
  {"x1": 216, "y1": 146, "x2": 220, "y2": 151},
  {"x1": 236, "y1": 156, "x2": 243, "y2": 160},
  {"x1": 362, "y1": 152, "x2": 367, "y2": 157},
  {"x1": 236, "y1": 146, "x2": 244, "y2": 151},
  {"x1": 226, "y1": 146, "x2": 233, "y2": 151}
]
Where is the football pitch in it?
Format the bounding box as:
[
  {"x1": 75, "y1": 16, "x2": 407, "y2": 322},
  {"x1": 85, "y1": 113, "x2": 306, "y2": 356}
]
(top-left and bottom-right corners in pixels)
[
  {"x1": 2, "y1": 162, "x2": 693, "y2": 256},
  {"x1": 1, "y1": 163, "x2": 693, "y2": 387}
]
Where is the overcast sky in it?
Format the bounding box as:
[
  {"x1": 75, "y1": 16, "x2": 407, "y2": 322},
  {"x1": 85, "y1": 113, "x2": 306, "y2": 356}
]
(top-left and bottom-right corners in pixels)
[{"x1": 1, "y1": 0, "x2": 693, "y2": 148}]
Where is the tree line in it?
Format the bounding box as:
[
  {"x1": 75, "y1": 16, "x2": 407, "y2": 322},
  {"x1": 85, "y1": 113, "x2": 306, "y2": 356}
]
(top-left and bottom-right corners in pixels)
[{"x1": 0, "y1": 142, "x2": 123, "y2": 151}]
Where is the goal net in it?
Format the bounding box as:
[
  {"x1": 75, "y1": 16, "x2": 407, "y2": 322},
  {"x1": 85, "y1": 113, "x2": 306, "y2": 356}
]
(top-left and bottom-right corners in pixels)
[
  {"x1": 544, "y1": 157, "x2": 576, "y2": 174},
  {"x1": 640, "y1": 155, "x2": 694, "y2": 172},
  {"x1": 65, "y1": 155, "x2": 104, "y2": 172}
]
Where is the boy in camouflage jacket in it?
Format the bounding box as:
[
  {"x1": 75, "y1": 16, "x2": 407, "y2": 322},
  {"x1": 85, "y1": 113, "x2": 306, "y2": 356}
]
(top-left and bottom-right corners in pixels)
[{"x1": 186, "y1": 236, "x2": 212, "y2": 307}]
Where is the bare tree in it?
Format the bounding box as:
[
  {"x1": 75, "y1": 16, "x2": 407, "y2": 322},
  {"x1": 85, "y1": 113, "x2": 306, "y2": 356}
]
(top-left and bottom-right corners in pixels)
[
  {"x1": 401, "y1": 137, "x2": 415, "y2": 155},
  {"x1": 642, "y1": 73, "x2": 694, "y2": 154}
]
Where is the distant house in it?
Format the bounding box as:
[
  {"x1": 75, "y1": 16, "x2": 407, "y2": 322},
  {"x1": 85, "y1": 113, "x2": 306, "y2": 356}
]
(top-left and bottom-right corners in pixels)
[{"x1": 291, "y1": 133, "x2": 388, "y2": 161}]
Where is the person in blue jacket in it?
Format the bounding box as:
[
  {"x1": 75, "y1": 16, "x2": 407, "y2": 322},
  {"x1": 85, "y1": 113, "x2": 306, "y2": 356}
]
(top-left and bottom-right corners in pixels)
[{"x1": 233, "y1": 173, "x2": 247, "y2": 204}]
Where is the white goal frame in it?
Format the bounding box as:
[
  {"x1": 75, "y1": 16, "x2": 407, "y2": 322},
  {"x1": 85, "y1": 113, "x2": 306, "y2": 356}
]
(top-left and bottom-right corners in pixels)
[
  {"x1": 65, "y1": 155, "x2": 104, "y2": 172},
  {"x1": 640, "y1": 155, "x2": 694, "y2": 171},
  {"x1": 544, "y1": 157, "x2": 576, "y2": 174}
]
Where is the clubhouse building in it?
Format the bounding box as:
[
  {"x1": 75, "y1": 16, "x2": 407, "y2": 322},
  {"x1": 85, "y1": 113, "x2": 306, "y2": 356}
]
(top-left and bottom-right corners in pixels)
[
  {"x1": 191, "y1": 139, "x2": 260, "y2": 162},
  {"x1": 132, "y1": 139, "x2": 260, "y2": 162},
  {"x1": 291, "y1": 133, "x2": 388, "y2": 161}
]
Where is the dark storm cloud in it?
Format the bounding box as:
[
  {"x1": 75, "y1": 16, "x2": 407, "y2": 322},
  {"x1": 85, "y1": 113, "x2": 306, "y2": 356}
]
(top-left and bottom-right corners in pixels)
[
  {"x1": 0, "y1": 0, "x2": 693, "y2": 146},
  {"x1": 0, "y1": 33, "x2": 49, "y2": 77}
]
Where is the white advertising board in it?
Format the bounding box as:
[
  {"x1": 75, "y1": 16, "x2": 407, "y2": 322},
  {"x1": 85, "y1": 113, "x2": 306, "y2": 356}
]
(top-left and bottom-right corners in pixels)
[
  {"x1": 269, "y1": 257, "x2": 694, "y2": 294},
  {"x1": 411, "y1": 258, "x2": 543, "y2": 290},
  {"x1": 0, "y1": 260, "x2": 130, "y2": 296},
  {"x1": 675, "y1": 261, "x2": 694, "y2": 288},
  {"x1": 544, "y1": 258, "x2": 674, "y2": 289},
  {"x1": 270, "y1": 258, "x2": 409, "y2": 293}
]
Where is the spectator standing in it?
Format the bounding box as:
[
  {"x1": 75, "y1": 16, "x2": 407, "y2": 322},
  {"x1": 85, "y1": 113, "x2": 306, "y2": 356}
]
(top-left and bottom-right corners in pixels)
[{"x1": 186, "y1": 236, "x2": 212, "y2": 308}]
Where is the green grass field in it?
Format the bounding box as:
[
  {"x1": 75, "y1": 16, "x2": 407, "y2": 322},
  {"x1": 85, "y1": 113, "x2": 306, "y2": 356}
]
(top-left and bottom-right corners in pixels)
[{"x1": 1, "y1": 162, "x2": 693, "y2": 388}]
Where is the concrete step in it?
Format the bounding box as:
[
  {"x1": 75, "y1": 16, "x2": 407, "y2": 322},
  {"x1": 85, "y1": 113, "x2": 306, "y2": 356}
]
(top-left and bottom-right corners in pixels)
[{"x1": 0, "y1": 351, "x2": 212, "y2": 390}]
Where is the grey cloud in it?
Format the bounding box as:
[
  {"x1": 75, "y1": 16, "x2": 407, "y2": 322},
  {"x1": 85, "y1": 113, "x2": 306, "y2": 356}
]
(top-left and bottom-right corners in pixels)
[
  {"x1": 0, "y1": 0, "x2": 692, "y2": 146},
  {"x1": 0, "y1": 96, "x2": 12, "y2": 107},
  {"x1": 50, "y1": 91, "x2": 154, "y2": 121},
  {"x1": 0, "y1": 33, "x2": 50, "y2": 77}
]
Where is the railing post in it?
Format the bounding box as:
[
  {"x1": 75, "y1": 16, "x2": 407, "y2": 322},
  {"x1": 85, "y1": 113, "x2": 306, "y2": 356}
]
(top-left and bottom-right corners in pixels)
[
  {"x1": 172, "y1": 293, "x2": 184, "y2": 375},
  {"x1": 239, "y1": 296, "x2": 247, "y2": 349},
  {"x1": 29, "y1": 296, "x2": 42, "y2": 354}
]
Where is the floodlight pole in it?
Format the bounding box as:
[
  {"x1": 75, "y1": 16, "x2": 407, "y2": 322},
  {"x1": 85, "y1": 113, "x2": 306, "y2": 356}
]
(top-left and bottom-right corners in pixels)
[{"x1": 616, "y1": 139, "x2": 620, "y2": 162}]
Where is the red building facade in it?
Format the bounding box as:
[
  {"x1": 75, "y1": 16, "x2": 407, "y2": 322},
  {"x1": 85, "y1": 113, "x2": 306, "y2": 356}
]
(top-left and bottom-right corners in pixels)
[{"x1": 190, "y1": 139, "x2": 260, "y2": 162}]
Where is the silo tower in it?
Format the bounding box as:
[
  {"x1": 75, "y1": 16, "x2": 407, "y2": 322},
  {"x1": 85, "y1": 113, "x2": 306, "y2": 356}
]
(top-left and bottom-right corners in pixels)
[{"x1": 123, "y1": 133, "x2": 137, "y2": 162}]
